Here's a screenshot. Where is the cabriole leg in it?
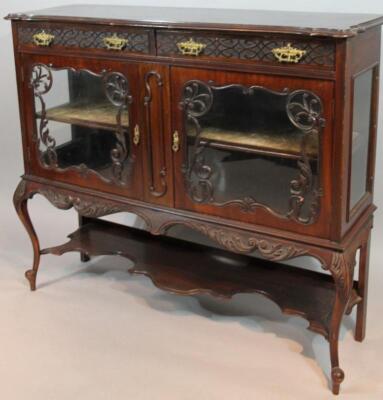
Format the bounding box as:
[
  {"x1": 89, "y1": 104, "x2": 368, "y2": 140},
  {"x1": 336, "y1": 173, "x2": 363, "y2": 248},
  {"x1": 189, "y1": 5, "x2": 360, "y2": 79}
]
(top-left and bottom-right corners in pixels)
[
  {"x1": 13, "y1": 180, "x2": 41, "y2": 291},
  {"x1": 329, "y1": 291, "x2": 347, "y2": 395},
  {"x1": 326, "y1": 250, "x2": 356, "y2": 395}
]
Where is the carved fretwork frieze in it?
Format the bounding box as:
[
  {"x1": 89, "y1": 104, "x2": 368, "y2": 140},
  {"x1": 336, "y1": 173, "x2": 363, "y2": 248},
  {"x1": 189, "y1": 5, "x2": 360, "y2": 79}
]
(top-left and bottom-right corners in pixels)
[
  {"x1": 157, "y1": 32, "x2": 335, "y2": 66},
  {"x1": 19, "y1": 26, "x2": 150, "y2": 54}
]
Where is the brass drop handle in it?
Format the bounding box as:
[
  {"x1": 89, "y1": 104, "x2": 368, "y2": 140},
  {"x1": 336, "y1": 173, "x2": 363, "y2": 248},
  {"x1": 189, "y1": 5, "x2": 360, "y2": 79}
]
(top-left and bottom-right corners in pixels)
[
  {"x1": 103, "y1": 34, "x2": 128, "y2": 51},
  {"x1": 133, "y1": 124, "x2": 140, "y2": 146},
  {"x1": 32, "y1": 31, "x2": 55, "y2": 47},
  {"x1": 177, "y1": 38, "x2": 206, "y2": 56},
  {"x1": 271, "y1": 43, "x2": 306, "y2": 63},
  {"x1": 172, "y1": 131, "x2": 180, "y2": 152}
]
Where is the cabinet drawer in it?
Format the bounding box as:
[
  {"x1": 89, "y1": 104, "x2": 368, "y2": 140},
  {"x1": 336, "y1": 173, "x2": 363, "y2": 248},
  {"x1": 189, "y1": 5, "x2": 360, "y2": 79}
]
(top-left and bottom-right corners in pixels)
[
  {"x1": 156, "y1": 30, "x2": 335, "y2": 68},
  {"x1": 17, "y1": 23, "x2": 153, "y2": 55}
]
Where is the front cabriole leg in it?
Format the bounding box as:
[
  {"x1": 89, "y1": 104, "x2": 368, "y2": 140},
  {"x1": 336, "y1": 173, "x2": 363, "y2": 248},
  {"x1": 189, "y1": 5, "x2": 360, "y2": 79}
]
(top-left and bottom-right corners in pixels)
[
  {"x1": 325, "y1": 250, "x2": 357, "y2": 395},
  {"x1": 13, "y1": 180, "x2": 41, "y2": 291}
]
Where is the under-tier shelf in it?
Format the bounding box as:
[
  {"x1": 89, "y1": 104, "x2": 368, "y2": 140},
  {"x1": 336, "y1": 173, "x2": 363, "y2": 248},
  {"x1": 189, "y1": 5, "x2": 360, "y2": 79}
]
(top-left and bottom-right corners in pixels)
[
  {"x1": 36, "y1": 102, "x2": 129, "y2": 130},
  {"x1": 39, "y1": 219, "x2": 362, "y2": 339}
]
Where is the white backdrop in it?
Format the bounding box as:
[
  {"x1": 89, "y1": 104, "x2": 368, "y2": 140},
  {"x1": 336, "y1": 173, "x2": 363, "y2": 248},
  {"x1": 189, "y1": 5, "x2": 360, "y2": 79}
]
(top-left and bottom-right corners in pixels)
[{"x1": 1, "y1": 1, "x2": 383, "y2": 399}]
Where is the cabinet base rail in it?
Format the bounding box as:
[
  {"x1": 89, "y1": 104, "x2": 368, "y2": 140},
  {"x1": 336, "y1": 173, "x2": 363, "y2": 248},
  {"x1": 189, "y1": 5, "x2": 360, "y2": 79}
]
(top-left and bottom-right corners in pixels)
[{"x1": 13, "y1": 178, "x2": 371, "y2": 395}]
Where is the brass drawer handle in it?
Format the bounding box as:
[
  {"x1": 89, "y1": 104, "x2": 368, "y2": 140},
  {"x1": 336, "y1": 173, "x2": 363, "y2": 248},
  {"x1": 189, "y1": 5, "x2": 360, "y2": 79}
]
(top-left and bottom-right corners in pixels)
[
  {"x1": 133, "y1": 124, "x2": 140, "y2": 146},
  {"x1": 172, "y1": 131, "x2": 180, "y2": 152},
  {"x1": 272, "y1": 43, "x2": 306, "y2": 63},
  {"x1": 32, "y1": 31, "x2": 55, "y2": 47},
  {"x1": 177, "y1": 38, "x2": 206, "y2": 56},
  {"x1": 103, "y1": 34, "x2": 128, "y2": 51}
]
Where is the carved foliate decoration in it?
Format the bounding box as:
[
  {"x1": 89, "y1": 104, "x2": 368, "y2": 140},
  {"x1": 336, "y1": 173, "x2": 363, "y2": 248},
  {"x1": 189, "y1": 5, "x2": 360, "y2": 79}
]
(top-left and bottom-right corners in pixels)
[
  {"x1": 286, "y1": 91, "x2": 325, "y2": 224},
  {"x1": 14, "y1": 183, "x2": 153, "y2": 230},
  {"x1": 30, "y1": 64, "x2": 58, "y2": 167},
  {"x1": 179, "y1": 80, "x2": 325, "y2": 224},
  {"x1": 181, "y1": 80, "x2": 214, "y2": 117},
  {"x1": 157, "y1": 32, "x2": 335, "y2": 66},
  {"x1": 38, "y1": 188, "x2": 125, "y2": 218},
  {"x1": 286, "y1": 90, "x2": 325, "y2": 132},
  {"x1": 177, "y1": 222, "x2": 307, "y2": 260},
  {"x1": 179, "y1": 80, "x2": 214, "y2": 203},
  {"x1": 30, "y1": 64, "x2": 53, "y2": 94},
  {"x1": 325, "y1": 252, "x2": 356, "y2": 300},
  {"x1": 103, "y1": 72, "x2": 132, "y2": 183},
  {"x1": 32, "y1": 188, "x2": 148, "y2": 231},
  {"x1": 104, "y1": 72, "x2": 131, "y2": 106}
]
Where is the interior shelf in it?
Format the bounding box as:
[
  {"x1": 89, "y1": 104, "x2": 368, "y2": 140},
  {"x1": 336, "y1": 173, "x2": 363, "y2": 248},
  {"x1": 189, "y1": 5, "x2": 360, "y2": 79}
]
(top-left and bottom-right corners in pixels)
[
  {"x1": 193, "y1": 126, "x2": 318, "y2": 159},
  {"x1": 36, "y1": 101, "x2": 129, "y2": 130},
  {"x1": 39, "y1": 219, "x2": 361, "y2": 339},
  {"x1": 193, "y1": 126, "x2": 362, "y2": 160}
]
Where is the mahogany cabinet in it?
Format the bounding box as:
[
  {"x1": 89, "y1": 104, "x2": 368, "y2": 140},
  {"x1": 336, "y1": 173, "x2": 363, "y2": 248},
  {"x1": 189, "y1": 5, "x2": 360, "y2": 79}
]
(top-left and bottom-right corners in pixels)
[{"x1": 6, "y1": 5, "x2": 383, "y2": 394}]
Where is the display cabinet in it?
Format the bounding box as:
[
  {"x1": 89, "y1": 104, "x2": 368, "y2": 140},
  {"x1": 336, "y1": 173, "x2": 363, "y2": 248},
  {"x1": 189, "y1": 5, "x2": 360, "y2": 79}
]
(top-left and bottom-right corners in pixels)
[{"x1": 6, "y1": 5, "x2": 383, "y2": 394}]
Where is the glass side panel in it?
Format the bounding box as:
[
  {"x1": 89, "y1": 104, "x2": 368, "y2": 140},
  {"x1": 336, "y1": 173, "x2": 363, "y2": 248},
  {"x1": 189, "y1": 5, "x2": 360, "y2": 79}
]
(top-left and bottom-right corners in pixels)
[
  {"x1": 350, "y1": 69, "x2": 373, "y2": 209},
  {"x1": 181, "y1": 82, "x2": 324, "y2": 224},
  {"x1": 30, "y1": 64, "x2": 132, "y2": 184}
]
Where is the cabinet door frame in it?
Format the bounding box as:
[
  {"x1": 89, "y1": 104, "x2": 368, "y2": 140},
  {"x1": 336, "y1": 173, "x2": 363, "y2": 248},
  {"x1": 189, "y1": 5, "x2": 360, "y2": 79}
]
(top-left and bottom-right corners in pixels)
[
  {"x1": 171, "y1": 67, "x2": 334, "y2": 238},
  {"x1": 21, "y1": 53, "x2": 144, "y2": 200}
]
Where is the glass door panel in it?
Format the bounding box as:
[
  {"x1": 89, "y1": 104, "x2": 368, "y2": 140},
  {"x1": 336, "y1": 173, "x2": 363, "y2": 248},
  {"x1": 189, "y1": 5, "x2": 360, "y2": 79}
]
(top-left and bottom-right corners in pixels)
[
  {"x1": 29, "y1": 62, "x2": 140, "y2": 193},
  {"x1": 172, "y1": 68, "x2": 332, "y2": 231}
]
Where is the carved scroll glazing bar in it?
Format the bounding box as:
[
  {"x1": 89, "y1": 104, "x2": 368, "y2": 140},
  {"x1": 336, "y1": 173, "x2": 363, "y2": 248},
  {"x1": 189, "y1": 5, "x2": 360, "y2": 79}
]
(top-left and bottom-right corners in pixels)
[
  {"x1": 29, "y1": 63, "x2": 136, "y2": 186},
  {"x1": 179, "y1": 80, "x2": 324, "y2": 224}
]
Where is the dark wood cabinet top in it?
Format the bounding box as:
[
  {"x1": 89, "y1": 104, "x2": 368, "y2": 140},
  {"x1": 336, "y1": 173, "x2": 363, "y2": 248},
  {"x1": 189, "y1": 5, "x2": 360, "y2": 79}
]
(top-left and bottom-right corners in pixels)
[{"x1": 5, "y1": 4, "x2": 383, "y2": 38}]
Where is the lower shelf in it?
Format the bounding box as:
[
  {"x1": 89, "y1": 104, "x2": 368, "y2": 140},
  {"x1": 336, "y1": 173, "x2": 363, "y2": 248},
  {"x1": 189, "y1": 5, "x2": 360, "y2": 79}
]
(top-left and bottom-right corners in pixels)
[{"x1": 41, "y1": 219, "x2": 357, "y2": 339}]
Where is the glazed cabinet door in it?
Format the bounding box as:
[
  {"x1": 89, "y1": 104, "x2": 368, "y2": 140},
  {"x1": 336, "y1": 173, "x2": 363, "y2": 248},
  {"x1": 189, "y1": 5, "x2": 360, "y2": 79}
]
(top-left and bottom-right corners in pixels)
[
  {"x1": 171, "y1": 67, "x2": 334, "y2": 237},
  {"x1": 21, "y1": 54, "x2": 143, "y2": 199}
]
